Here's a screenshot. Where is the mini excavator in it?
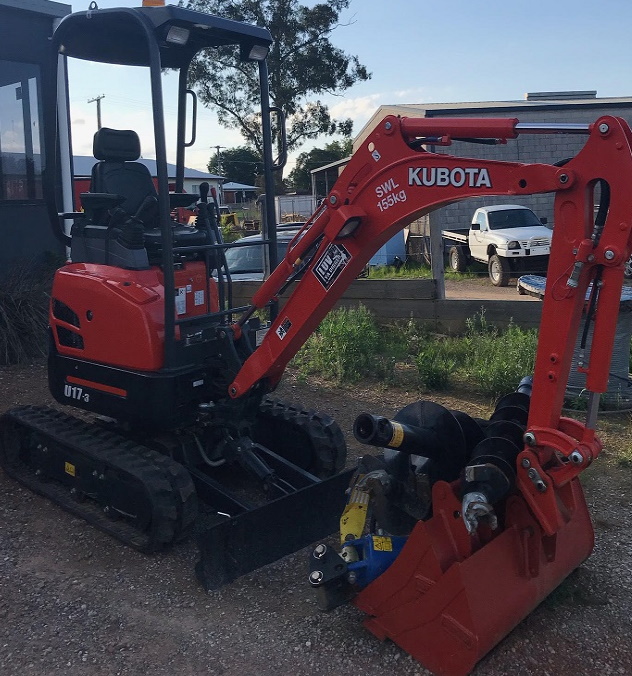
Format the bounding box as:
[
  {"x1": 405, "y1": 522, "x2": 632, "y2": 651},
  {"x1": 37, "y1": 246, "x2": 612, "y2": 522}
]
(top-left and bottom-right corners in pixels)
[{"x1": 1, "y1": 4, "x2": 631, "y2": 675}]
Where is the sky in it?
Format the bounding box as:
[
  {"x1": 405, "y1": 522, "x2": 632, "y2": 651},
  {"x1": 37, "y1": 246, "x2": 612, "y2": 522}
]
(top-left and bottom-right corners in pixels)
[{"x1": 64, "y1": 0, "x2": 632, "y2": 179}]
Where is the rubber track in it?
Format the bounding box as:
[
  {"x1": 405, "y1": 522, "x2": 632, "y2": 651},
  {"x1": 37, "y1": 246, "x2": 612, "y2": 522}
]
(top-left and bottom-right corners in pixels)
[
  {"x1": 256, "y1": 398, "x2": 347, "y2": 477},
  {"x1": 0, "y1": 406, "x2": 197, "y2": 553}
]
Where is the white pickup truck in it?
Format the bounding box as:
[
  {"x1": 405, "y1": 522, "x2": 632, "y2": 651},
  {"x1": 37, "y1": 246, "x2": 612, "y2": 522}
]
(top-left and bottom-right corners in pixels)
[{"x1": 442, "y1": 204, "x2": 552, "y2": 286}]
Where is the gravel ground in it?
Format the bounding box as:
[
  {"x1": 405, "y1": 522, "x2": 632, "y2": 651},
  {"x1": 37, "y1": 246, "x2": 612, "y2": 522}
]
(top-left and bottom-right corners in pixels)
[{"x1": 0, "y1": 362, "x2": 631, "y2": 676}]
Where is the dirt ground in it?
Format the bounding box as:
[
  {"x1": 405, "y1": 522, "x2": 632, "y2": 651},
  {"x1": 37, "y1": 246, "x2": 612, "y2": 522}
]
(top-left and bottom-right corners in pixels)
[
  {"x1": 443, "y1": 276, "x2": 539, "y2": 301},
  {"x1": 1, "y1": 282, "x2": 631, "y2": 675}
]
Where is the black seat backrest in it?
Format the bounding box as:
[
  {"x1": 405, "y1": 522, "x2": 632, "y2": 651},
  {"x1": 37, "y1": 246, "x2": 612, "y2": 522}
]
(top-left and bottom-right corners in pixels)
[{"x1": 91, "y1": 128, "x2": 157, "y2": 217}]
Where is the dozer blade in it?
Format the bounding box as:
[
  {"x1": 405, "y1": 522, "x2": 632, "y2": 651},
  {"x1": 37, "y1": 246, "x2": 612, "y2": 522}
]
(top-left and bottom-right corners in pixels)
[
  {"x1": 353, "y1": 479, "x2": 594, "y2": 676},
  {"x1": 195, "y1": 467, "x2": 355, "y2": 590}
]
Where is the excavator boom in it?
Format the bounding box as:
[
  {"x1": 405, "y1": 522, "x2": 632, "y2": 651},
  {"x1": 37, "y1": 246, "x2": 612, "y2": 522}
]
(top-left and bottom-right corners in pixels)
[{"x1": 229, "y1": 114, "x2": 632, "y2": 675}]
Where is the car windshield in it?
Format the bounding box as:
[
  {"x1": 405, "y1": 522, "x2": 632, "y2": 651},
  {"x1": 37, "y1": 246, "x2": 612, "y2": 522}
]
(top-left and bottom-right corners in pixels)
[
  {"x1": 223, "y1": 240, "x2": 291, "y2": 274},
  {"x1": 487, "y1": 209, "x2": 542, "y2": 230}
]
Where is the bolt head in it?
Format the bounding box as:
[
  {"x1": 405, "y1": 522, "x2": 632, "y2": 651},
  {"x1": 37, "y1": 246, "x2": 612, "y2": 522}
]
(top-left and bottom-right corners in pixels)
[
  {"x1": 309, "y1": 570, "x2": 323, "y2": 585},
  {"x1": 559, "y1": 173, "x2": 569, "y2": 184},
  {"x1": 384, "y1": 121, "x2": 392, "y2": 130},
  {"x1": 524, "y1": 432, "x2": 537, "y2": 446},
  {"x1": 599, "y1": 122, "x2": 610, "y2": 134},
  {"x1": 313, "y1": 544, "x2": 327, "y2": 559},
  {"x1": 329, "y1": 195, "x2": 337, "y2": 205},
  {"x1": 604, "y1": 249, "x2": 615, "y2": 261},
  {"x1": 521, "y1": 458, "x2": 531, "y2": 468}
]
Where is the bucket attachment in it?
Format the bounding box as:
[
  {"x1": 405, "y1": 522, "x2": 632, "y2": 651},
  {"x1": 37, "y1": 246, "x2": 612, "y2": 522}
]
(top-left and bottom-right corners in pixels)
[
  {"x1": 196, "y1": 467, "x2": 354, "y2": 589},
  {"x1": 353, "y1": 478, "x2": 593, "y2": 676}
]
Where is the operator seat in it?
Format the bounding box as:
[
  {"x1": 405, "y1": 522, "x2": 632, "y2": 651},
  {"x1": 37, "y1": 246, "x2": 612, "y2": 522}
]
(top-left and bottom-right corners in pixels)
[
  {"x1": 91, "y1": 127, "x2": 157, "y2": 218},
  {"x1": 89, "y1": 127, "x2": 209, "y2": 254}
]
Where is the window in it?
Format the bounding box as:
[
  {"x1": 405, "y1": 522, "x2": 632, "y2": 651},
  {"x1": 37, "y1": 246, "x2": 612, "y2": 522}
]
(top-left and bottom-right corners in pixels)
[
  {"x1": 487, "y1": 208, "x2": 541, "y2": 230},
  {"x1": 0, "y1": 60, "x2": 44, "y2": 201}
]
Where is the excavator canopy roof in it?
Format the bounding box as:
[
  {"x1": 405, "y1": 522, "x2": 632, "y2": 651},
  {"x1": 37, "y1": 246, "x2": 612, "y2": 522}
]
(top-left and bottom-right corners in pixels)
[{"x1": 53, "y1": 5, "x2": 273, "y2": 68}]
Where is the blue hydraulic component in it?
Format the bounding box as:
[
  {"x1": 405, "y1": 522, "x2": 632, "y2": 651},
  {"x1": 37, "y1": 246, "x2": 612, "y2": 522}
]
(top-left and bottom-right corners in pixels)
[{"x1": 344, "y1": 533, "x2": 408, "y2": 589}]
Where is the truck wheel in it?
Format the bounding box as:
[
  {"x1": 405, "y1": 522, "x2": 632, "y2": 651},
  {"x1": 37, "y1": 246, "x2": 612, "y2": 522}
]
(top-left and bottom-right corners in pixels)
[
  {"x1": 488, "y1": 254, "x2": 511, "y2": 287},
  {"x1": 448, "y1": 246, "x2": 467, "y2": 273}
]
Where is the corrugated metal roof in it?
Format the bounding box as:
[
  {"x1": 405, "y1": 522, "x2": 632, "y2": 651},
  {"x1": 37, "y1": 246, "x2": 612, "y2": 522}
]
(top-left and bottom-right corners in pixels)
[{"x1": 222, "y1": 181, "x2": 258, "y2": 190}]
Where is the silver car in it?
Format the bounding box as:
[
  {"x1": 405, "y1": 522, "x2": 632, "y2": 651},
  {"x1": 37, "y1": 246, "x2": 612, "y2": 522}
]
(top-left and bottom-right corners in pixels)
[{"x1": 222, "y1": 225, "x2": 304, "y2": 281}]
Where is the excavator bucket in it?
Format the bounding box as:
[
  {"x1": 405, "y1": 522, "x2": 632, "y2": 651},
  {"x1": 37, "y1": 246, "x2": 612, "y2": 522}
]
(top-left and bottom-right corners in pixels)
[{"x1": 353, "y1": 479, "x2": 593, "y2": 676}]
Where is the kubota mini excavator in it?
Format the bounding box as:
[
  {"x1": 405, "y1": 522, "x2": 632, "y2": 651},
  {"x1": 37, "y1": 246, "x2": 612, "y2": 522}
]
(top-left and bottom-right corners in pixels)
[
  {"x1": 0, "y1": 2, "x2": 352, "y2": 589},
  {"x1": 1, "y1": 4, "x2": 632, "y2": 675}
]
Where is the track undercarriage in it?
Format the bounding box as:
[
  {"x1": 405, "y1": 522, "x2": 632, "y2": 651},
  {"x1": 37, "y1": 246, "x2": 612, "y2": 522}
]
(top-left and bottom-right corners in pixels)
[{"x1": 0, "y1": 396, "x2": 350, "y2": 588}]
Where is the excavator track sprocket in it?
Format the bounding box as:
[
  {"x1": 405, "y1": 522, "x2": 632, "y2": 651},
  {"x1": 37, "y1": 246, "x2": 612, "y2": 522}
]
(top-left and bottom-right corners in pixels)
[
  {"x1": 254, "y1": 397, "x2": 347, "y2": 477},
  {"x1": 0, "y1": 406, "x2": 197, "y2": 553}
]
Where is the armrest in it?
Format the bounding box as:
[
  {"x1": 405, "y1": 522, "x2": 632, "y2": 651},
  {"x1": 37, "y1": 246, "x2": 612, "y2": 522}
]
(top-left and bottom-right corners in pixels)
[
  {"x1": 80, "y1": 192, "x2": 126, "y2": 211},
  {"x1": 170, "y1": 192, "x2": 199, "y2": 208}
]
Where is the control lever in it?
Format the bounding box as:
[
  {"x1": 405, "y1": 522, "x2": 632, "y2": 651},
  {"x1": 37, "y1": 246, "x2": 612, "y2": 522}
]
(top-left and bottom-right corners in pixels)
[
  {"x1": 133, "y1": 195, "x2": 158, "y2": 226},
  {"x1": 199, "y1": 181, "x2": 210, "y2": 204}
]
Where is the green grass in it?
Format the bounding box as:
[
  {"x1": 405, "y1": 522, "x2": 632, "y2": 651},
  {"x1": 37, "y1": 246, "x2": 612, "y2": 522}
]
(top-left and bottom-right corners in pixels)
[
  {"x1": 365, "y1": 260, "x2": 431, "y2": 280},
  {"x1": 294, "y1": 305, "x2": 394, "y2": 384},
  {"x1": 292, "y1": 307, "x2": 539, "y2": 397},
  {"x1": 365, "y1": 260, "x2": 480, "y2": 280}
]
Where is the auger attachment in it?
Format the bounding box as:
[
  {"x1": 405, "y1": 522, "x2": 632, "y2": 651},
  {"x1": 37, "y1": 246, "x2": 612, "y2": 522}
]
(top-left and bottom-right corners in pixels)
[{"x1": 309, "y1": 378, "x2": 594, "y2": 675}]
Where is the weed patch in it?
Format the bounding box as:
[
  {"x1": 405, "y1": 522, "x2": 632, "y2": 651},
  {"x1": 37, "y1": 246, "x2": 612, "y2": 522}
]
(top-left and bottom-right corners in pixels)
[
  {"x1": 0, "y1": 257, "x2": 57, "y2": 365},
  {"x1": 292, "y1": 307, "x2": 538, "y2": 397}
]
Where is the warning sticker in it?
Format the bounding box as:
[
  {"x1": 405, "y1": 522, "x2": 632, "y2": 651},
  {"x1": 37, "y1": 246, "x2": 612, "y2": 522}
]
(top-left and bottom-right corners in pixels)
[
  {"x1": 372, "y1": 536, "x2": 393, "y2": 552},
  {"x1": 313, "y1": 243, "x2": 351, "y2": 290},
  {"x1": 276, "y1": 317, "x2": 292, "y2": 340},
  {"x1": 194, "y1": 290, "x2": 205, "y2": 306},
  {"x1": 175, "y1": 287, "x2": 186, "y2": 315}
]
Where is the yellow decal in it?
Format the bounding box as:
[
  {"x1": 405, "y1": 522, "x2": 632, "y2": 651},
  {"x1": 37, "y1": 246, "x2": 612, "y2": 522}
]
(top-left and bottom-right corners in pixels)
[
  {"x1": 64, "y1": 461, "x2": 76, "y2": 477},
  {"x1": 339, "y1": 483, "x2": 370, "y2": 543},
  {"x1": 389, "y1": 421, "x2": 404, "y2": 448},
  {"x1": 372, "y1": 536, "x2": 393, "y2": 552}
]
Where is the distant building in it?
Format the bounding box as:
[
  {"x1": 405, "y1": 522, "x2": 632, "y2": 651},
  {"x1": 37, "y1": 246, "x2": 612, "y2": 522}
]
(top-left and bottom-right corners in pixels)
[
  {"x1": 72, "y1": 156, "x2": 223, "y2": 207},
  {"x1": 354, "y1": 91, "x2": 632, "y2": 235},
  {"x1": 221, "y1": 181, "x2": 258, "y2": 204}
]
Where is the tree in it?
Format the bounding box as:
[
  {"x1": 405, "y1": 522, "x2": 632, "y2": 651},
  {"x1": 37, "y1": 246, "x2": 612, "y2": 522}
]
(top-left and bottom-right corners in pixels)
[
  {"x1": 287, "y1": 139, "x2": 352, "y2": 194},
  {"x1": 208, "y1": 146, "x2": 263, "y2": 185},
  {"x1": 182, "y1": 0, "x2": 370, "y2": 175}
]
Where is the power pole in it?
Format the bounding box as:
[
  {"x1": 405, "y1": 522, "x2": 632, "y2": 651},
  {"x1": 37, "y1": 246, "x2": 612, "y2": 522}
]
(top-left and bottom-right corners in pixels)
[
  {"x1": 88, "y1": 94, "x2": 105, "y2": 130},
  {"x1": 214, "y1": 145, "x2": 227, "y2": 174}
]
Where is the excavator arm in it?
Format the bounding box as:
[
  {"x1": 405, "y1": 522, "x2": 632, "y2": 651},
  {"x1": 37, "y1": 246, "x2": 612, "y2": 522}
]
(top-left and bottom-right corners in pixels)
[
  {"x1": 235, "y1": 115, "x2": 632, "y2": 675},
  {"x1": 231, "y1": 114, "x2": 632, "y2": 539}
]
